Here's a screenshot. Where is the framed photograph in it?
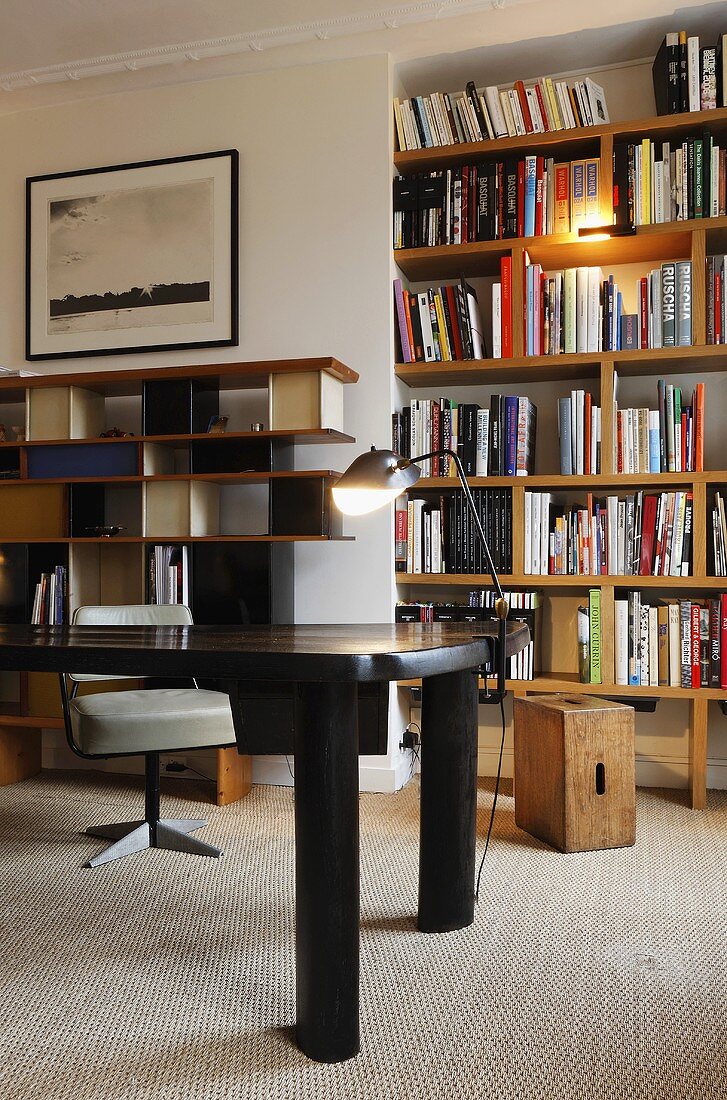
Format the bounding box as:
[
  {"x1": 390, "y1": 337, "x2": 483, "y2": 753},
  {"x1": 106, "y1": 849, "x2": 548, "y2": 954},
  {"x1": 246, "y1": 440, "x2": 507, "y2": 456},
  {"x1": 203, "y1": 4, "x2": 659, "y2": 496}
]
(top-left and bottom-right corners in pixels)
[{"x1": 26, "y1": 150, "x2": 238, "y2": 360}]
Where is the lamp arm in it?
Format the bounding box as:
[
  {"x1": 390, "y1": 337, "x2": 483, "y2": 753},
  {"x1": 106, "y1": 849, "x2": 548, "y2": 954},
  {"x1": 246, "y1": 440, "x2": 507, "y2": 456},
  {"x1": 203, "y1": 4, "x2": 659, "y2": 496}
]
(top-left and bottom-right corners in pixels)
[{"x1": 400, "y1": 447, "x2": 509, "y2": 699}]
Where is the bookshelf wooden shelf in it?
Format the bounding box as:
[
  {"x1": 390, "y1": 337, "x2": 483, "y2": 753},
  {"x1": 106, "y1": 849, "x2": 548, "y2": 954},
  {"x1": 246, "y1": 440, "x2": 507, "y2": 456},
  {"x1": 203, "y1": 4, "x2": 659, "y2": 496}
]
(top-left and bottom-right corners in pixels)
[
  {"x1": 391, "y1": 96, "x2": 727, "y2": 810},
  {"x1": 0, "y1": 357, "x2": 358, "y2": 805},
  {"x1": 393, "y1": 105, "x2": 727, "y2": 171},
  {"x1": 399, "y1": 672, "x2": 727, "y2": 701}
]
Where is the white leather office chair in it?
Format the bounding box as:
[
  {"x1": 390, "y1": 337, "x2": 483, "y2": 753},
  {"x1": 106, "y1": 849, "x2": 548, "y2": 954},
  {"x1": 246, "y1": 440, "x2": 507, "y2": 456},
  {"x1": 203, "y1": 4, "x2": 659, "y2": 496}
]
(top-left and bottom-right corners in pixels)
[{"x1": 59, "y1": 604, "x2": 237, "y2": 869}]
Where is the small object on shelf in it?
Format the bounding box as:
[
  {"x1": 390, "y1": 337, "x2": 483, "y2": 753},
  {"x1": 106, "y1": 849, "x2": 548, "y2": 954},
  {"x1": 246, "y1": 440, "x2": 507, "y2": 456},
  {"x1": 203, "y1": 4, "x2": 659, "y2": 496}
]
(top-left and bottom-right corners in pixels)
[
  {"x1": 100, "y1": 427, "x2": 134, "y2": 438},
  {"x1": 12, "y1": 426, "x2": 25, "y2": 442},
  {"x1": 250, "y1": 422, "x2": 264, "y2": 432},
  {"x1": 207, "y1": 415, "x2": 229, "y2": 434},
  {"x1": 0, "y1": 424, "x2": 5, "y2": 442},
  {"x1": 84, "y1": 525, "x2": 126, "y2": 538}
]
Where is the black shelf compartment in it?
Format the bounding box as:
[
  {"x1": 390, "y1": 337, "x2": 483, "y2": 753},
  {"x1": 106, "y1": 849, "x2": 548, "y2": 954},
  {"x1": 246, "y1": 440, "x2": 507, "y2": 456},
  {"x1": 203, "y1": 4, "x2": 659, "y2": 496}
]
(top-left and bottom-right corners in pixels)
[
  {"x1": 270, "y1": 476, "x2": 342, "y2": 537},
  {"x1": 142, "y1": 378, "x2": 219, "y2": 436},
  {"x1": 190, "y1": 436, "x2": 292, "y2": 475},
  {"x1": 69, "y1": 483, "x2": 143, "y2": 538}
]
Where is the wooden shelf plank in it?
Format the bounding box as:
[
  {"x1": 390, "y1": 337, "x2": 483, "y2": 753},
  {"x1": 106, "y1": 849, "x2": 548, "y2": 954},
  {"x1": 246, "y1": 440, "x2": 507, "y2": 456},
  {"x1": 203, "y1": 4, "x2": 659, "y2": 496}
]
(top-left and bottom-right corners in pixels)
[
  {"x1": 0, "y1": 470, "x2": 343, "y2": 487},
  {"x1": 0, "y1": 535, "x2": 355, "y2": 544},
  {"x1": 394, "y1": 344, "x2": 727, "y2": 387},
  {"x1": 408, "y1": 472, "x2": 721, "y2": 489},
  {"x1": 398, "y1": 671, "x2": 727, "y2": 700},
  {"x1": 393, "y1": 105, "x2": 727, "y2": 171},
  {"x1": 0, "y1": 357, "x2": 358, "y2": 399},
  {"x1": 0, "y1": 428, "x2": 355, "y2": 450},
  {"x1": 396, "y1": 573, "x2": 726, "y2": 588}
]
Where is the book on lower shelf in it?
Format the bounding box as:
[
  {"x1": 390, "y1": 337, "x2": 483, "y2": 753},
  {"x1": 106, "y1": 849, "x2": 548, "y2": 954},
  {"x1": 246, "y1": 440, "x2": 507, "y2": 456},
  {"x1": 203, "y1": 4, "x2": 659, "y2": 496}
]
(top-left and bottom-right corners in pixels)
[
  {"x1": 614, "y1": 591, "x2": 727, "y2": 689},
  {"x1": 400, "y1": 489, "x2": 512, "y2": 574},
  {"x1": 615, "y1": 380, "x2": 704, "y2": 473},
  {"x1": 577, "y1": 588, "x2": 602, "y2": 684},
  {"x1": 148, "y1": 545, "x2": 190, "y2": 605},
  {"x1": 392, "y1": 395, "x2": 536, "y2": 478},
  {"x1": 706, "y1": 255, "x2": 727, "y2": 343},
  {"x1": 525, "y1": 489, "x2": 693, "y2": 577},
  {"x1": 558, "y1": 391, "x2": 601, "y2": 474},
  {"x1": 31, "y1": 565, "x2": 67, "y2": 625},
  {"x1": 393, "y1": 277, "x2": 484, "y2": 362},
  {"x1": 394, "y1": 590, "x2": 542, "y2": 680},
  {"x1": 711, "y1": 490, "x2": 727, "y2": 575}
]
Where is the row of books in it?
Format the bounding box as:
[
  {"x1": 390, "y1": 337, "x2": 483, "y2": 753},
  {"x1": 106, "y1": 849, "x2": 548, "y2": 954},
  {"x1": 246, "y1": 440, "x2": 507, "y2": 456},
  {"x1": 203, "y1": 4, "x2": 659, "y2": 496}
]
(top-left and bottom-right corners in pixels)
[
  {"x1": 614, "y1": 593, "x2": 727, "y2": 689},
  {"x1": 30, "y1": 565, "x2": 67, "y2": 625},
  {"x1": 613, "y1": 136, "x2": 725, "y2": 227},
  {"x1": 711, "y1": 491, "x2": 727, "y2": 578},
  {"x1": 524, "y1": 490, "x2": 693, "y2": 577},
  {"x1": 396, "y1": 489, "x2": 512, "y2": 575},
  {"x1": 615, "y1": 382, "x2": 705, "y2": 475},
  {"x1": 706, "y1": 255, "x2": 727, "y2": 343},
  {"x1": 557, "y1": 392, "x2": 602, "y2": 475},
  {"x1": 392, "y1": 395, "x2": 537, "y2": 478},
  {"x1": 148, "y1": 545, "x2": 190, "y2": 605},
  {"x1": 393, "y1": 278, "x2": 484, "y2": 363},
  {"x1": 393, "y1": 74, "x2": 609, "y2": 151},
  {"x1": 394, "y1": 592, "x2": 542, "y2": 680},
  {"x1": 652, "y1": 32, "x2": 727, "y2": 115},
  {"x1": 393, "y1": 157, "x2": 597, "y2": 250},
  {"x1": 577, "y1": 589, "x2": 603, "y2": 684}
]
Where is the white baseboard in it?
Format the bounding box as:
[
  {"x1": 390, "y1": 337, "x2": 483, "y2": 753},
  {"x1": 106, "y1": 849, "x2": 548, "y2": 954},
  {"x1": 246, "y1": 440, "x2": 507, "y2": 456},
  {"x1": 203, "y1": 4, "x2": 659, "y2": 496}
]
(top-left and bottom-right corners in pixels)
[
  {"x1": 476, "y1": 750, "x2": 727, "y2": 790},
  {"x1": 252, "y1": 754, "x2": 412, "y2": 793}
]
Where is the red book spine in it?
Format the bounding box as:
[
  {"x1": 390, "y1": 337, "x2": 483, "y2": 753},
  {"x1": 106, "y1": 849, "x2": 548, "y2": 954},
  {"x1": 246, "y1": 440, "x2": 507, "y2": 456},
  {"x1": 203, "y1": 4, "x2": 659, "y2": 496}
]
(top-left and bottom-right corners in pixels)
[
  {"x1": 517, "y1": 160, "x2": 525, "y2": 239},
  {"x1": 616, "y1": 411, "x2": 623, "y2": 473},
  {"x1": 694, "y1": 382, "x2": 704, "y2": 472},
  {"x1": 639, "y1": 495, "x2": 657, "y2": 575},
  {"x1": 639, "y1": 278, "x2": 648, "y2": 348},
  {"x1": 403, "y1": 292, "x2": 415, "y2": 362},
  {"x1": 515, "y1": 80, "x2": 534, "y2": 132},
  {"x1": 681, "y1": 413, "x2": 687, "y2": 474},
  {"x1": 721, "y1": 593, "x2": 727, "y2": 690},
  {"x1": 584, "y1": 392, "x2": 592, "y2": 475},
  {"x1": 691, "y1": 603, "x2": 701, "y2": 688},
  {"x1": 501, "y1": 256, "x2": 513, "y2": 358},
  {"x1": 715, "y1": 268, "x2": 722, "y2": 343},
  {"x1": 534, "y1": 156, "x2": 545, "y2": 236}
]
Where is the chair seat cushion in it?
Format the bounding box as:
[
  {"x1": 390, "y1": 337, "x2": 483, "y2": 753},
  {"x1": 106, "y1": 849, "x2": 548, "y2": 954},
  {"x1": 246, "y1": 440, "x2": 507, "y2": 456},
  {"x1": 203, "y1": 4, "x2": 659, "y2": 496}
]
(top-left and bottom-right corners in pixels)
[{"x1": 70, "y1": 688, "x2": 236, "y2": 756}]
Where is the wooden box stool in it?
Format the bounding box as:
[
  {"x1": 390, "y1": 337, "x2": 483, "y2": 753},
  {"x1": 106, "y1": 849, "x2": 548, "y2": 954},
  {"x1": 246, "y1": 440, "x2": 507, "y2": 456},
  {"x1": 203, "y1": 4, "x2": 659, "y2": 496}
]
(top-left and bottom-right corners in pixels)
[{"x1": 513, "y1": 694, "x2": 635, "y2": 853}]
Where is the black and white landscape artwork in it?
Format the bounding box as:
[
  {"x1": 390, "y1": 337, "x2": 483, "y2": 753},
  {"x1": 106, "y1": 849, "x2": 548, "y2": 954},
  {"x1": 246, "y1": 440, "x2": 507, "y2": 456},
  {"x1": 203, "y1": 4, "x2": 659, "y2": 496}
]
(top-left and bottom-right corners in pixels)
[{"x1": 47, "y1": 180, "x2": 214, "y2": 334}]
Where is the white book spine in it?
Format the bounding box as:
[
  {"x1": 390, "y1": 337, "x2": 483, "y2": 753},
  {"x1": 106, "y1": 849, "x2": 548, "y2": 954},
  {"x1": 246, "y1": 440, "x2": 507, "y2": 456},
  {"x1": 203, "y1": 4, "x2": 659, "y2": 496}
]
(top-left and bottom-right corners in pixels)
[
  {"x1": 532, "y1": 492, "x2": 542, "y2": 576},
  {"x1": 476, "y1": 409, "x2": 489, "y2": 477},
  {"x1": 575, "y1": 267, "x2": 589, "y2": 353},
  {"x1": 688, "y1": 37, "x2": 701, "y2": 111},
  {"x1": 540, "y1": 492, "x2": 551, "y2": 575},
  {"x1": 491, "y1": 283, "x2": 502, "y2": 359},
  {"x1": 615, "y1": 599, "x2": 628, "y2": 684},
  {"x1": 524, "y1": 491, "x2": 532, "y2": 574}
]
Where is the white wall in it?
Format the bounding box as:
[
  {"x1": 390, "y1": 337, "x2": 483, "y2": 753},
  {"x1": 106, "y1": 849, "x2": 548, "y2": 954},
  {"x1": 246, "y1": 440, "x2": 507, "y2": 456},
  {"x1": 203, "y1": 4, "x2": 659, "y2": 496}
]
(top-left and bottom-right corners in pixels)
[{"x1": 0, "y1": 54, "x2": 409, "y2": 790}]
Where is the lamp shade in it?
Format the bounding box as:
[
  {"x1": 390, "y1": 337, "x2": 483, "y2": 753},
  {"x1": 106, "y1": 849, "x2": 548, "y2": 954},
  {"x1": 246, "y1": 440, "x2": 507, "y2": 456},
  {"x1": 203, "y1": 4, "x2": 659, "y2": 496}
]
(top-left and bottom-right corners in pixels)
[{"x1": 332, "y1": 447, "x2": 420, "y2": 516}]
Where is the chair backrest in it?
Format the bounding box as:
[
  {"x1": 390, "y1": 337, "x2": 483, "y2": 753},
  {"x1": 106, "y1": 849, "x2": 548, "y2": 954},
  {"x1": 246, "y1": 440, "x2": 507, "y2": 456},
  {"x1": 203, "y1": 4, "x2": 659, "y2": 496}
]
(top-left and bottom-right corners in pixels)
[{"x1": 69, "y1": 604, "x2": 194, "y2": 682}]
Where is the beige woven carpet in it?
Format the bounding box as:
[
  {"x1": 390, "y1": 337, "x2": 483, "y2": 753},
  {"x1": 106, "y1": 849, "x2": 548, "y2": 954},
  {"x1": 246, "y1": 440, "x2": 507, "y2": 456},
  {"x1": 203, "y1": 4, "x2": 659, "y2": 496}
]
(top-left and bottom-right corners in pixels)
[{"x1": 0, "y1": 772, "x2": 724, "y2": 1100}]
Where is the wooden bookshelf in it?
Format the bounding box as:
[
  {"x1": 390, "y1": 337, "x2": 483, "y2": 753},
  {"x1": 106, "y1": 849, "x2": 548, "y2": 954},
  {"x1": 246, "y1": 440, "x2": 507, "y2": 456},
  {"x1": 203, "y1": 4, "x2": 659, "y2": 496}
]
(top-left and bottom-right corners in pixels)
[
  {"x1": 392, "y1": 101, "x2": 727, "y2": 810},
  {"x1": 0, "y1": 358, "x2": 358, "y2": 805}
]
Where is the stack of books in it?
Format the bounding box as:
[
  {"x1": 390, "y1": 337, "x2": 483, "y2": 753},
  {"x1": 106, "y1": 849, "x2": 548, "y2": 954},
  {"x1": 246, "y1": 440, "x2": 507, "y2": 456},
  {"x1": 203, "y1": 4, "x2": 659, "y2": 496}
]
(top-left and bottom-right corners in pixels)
[
  {"x1": 393, "y1": 278, "x2": 484, "y2": 362},
  {"x1": 616, "y1": 382, "x2": 704, "y2": 474},
  {"x1": 652, "y1": 32, "x2": 727, "y2": 115},
  {"x1": 392, "y1": 395, "x2": 537, "y2": 477},
  {"x1": 577, "y1": 589, "x2": 603, "y2": 684},
  {"x1": 706, "y1": 255, "x2": 727, "y2": 343},
  {"x1": 524, "y1": 490, "x2": 693, "y2": 577},
  {"x1": 711, "y1": 491, "x2": 727, "y2": 576},
  {"x1": 393, "y1": 74, "x2": 609, "y2": 151},
  {"x1": 148, "y1": 545, "x2": 190, "y2": 605},
  {"x1": 613, "y1": 136, "x2": 725, "y2": 226},
  {"x1": 399, "y1": 489, "x2": 512, "y2": 574},
  {"x1": 557, "y1": 392, "x2": 602, "y2": 475},
  {"x1": 393, "y1": 156, "x2": 597, "y2": 249},
  {"x1": 615, "y1": 592, "x2": 727, "y2": 689},
  {"x1": 30, "y1": 565, "x2": 66, "y2": 625}
]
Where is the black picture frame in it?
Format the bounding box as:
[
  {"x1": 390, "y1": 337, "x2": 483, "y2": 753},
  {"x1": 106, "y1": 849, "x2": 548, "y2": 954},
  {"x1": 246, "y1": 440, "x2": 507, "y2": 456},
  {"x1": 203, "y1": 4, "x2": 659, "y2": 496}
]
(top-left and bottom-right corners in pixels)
[{"x1": 26, "y1": 149, "x2": 239, "y2": 361}]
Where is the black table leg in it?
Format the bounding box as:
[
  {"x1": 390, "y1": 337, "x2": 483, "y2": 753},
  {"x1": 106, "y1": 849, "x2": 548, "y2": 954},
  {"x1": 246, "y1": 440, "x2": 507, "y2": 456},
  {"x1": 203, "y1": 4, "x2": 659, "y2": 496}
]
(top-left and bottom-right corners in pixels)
[
  {"x1": 418, "y1": 668, "x2": 478, "y2": 933},
  {"x1": 294, "y1": 681, "x2": 360, "y2": 1063}
]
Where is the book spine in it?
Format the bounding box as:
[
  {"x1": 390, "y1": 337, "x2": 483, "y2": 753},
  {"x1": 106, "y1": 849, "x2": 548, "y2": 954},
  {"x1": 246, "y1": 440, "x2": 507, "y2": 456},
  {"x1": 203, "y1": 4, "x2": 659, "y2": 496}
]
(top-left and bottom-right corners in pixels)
[{"x1": 589, "y1": 587, "x2": 602, "y2": 684}]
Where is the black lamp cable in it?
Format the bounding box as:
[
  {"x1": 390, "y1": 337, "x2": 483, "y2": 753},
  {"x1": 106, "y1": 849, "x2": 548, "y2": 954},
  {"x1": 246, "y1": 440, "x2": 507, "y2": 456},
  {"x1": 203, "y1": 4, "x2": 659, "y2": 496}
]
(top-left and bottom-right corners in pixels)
[{"x1": 475, "y1": 694, "x2": 506, "y2": 902}]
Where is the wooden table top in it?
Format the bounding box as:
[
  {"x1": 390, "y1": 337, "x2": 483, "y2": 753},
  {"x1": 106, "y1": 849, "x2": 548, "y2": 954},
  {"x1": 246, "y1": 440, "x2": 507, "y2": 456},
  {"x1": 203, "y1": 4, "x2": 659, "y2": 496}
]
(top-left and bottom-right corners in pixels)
[{"x1": 0, "y1": 622, "x2": 529, "y2": 683}]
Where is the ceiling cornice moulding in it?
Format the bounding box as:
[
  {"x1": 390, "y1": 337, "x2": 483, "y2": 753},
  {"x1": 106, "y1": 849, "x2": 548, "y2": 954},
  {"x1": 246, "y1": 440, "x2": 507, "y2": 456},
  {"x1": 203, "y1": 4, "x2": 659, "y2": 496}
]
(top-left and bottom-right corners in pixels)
[{"x1": 0, "y1": 0, "x2": 527, "y2": 92}]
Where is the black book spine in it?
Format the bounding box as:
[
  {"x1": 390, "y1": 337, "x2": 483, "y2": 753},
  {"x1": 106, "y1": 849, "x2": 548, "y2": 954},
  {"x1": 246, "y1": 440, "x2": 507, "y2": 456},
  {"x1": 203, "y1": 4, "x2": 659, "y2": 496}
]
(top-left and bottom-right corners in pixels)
[
  {"x1": 392, "y1": 412, "x2": 402, "y2": 454},
  {"x1": 710, "y1": 598, "x2": 721, "y2": 686},
  {"x1": 679, "y1": 35, "x2": 688, "y2": 112},
  {"x1": 401, "y1": 406, "x2": 411, "y2": 458},
  {"x1": 457, "y1": 279, "x2": 474, "y2": 359},
  {"x1": 466, "y1": 81, "x2": 489, "y2": 140},
  {"x1": 504, "y1": 159, "x2": 518, "y2": 239},
  {"x1": 612, "y1": 143, "x2": 631, "y2": 227},
  {"x1": 476, "y1": 164, "x2": 490, "y2": 242},
  {"x1": 490, "y1": 394, "x2": 503, "y2": 477},
  {"x1": 687, "y1": 139, "x2": 695, "y2": 221},
  {"x1": 703, "y1": 130, "x2": 712, "y2": 218}
]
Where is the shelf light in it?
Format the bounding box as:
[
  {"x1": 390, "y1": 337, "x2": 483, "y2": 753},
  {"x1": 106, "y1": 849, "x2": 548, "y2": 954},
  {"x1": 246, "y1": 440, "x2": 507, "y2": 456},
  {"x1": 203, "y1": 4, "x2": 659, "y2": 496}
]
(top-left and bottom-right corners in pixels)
[{"x1": 578, "y1": 224, "x2": 636, "y2": 241}]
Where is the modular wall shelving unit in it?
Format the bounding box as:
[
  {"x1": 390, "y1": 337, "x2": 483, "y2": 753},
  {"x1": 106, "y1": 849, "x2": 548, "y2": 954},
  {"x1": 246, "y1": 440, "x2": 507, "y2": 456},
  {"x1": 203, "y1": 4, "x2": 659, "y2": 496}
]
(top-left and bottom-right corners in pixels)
[
  {"x1": 0, "y1": 357, "x2": 357, "y2": 804},
  {"x1": 394, "y1": 104, "x2": 727, "y2": 810}
]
